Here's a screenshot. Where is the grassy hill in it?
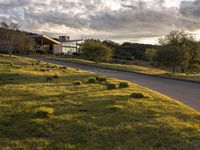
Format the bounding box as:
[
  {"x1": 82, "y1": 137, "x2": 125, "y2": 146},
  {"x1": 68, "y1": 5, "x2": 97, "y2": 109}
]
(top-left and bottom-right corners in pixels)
[{"x1": 0, "y1": 54, "x2": 199, "y2": 150}]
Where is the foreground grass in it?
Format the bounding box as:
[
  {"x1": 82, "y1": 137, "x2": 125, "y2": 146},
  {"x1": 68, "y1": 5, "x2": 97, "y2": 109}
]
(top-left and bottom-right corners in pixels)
[
  {"x1": 46, "y1": 56, "x2": 200, "y2": 83},
  {"x1": 0, "y1": 54, "x2": 200, "y2": 150}
]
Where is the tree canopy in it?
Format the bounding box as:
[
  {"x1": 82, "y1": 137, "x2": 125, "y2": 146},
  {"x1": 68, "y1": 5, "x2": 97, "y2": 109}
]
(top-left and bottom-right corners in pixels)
[
  {"x1": 156, "y1": 31, "x2": 200, "y2": 73},
  {"x1": 81, "y1": 39, "x2": 112, "y2": 63}
]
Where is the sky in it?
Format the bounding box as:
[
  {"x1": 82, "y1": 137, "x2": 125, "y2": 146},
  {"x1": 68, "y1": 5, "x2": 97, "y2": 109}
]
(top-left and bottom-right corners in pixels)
[{"x1": 0, "y1": 0, "x2": 200, "y2": 44}]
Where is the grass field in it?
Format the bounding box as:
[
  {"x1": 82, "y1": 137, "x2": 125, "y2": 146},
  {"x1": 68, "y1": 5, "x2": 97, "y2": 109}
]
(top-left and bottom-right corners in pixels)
[
  {"x1": 0, "y1": 54, "x2": 200, "y2": 150},
  {"x1": 46, "y1": 56, "x2": 200, "y2": 83}
]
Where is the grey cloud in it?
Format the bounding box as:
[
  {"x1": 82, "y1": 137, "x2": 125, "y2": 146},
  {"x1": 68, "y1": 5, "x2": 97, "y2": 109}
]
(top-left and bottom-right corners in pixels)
[
  {"x1": 0, "y1": 0, "x2": 200, "y2": 42},
  {"x1": 180, "y1": 0, "x2": 200, "y2": 17}
]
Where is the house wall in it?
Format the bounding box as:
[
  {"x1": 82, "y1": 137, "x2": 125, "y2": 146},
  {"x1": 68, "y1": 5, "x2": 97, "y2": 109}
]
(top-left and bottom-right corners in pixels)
[{"x1": 53, "y1": 44, "x2": 62, "y2": 54}]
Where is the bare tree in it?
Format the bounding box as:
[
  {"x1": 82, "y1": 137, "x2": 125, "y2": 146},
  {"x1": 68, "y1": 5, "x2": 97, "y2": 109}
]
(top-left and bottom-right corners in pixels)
[{"x1": 0, "y1": 22, "x2": 20, "y2": 57}]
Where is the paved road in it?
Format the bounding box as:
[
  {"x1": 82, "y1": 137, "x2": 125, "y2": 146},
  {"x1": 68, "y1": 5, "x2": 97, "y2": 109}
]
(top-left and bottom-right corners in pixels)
[{"x1": 32, "y1": 57, "x2": 200, "y2": 112}]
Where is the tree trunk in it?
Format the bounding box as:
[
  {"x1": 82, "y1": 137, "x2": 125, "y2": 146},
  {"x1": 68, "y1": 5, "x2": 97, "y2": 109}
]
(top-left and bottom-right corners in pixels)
[
  {"x1": 180, "y1": 64, "x2": 188, "y2": 73},
  {"x1": 172, "y1": 64, "x2": 176, "y2": 73},
  {"x1": 8, "y1": 51, "x2": 12, "y2": 57}
]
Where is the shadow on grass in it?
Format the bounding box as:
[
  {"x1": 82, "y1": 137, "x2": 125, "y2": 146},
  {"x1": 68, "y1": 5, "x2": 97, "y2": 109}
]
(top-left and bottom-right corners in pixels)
[{"x1": 0, "y1": 72, "x2": 95, "y2": 85}]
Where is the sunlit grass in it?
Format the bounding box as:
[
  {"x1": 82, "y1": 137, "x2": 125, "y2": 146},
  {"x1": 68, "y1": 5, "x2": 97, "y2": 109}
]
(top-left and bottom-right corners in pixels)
[{"x1": 0, "y1": 54, "x2": 199, "y2": 149}]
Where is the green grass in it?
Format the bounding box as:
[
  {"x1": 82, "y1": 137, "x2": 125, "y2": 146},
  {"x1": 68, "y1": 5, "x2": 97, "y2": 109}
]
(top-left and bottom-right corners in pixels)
[
  {"x1": 0, "y1": 54, "x2": 200, "y2": 150},
  {"x1": 46, "y1": 56, "x2": 200, "y2": 83}
]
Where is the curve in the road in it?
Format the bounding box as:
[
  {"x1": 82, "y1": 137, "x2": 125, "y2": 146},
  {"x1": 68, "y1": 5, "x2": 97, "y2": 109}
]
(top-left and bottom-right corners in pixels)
[{"x1": 32, "y1": 57, "x2": 200, "y2": 112}]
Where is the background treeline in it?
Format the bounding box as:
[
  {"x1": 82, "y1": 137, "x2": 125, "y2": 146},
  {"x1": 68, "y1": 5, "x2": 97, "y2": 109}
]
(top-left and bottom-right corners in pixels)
[
  {"x1": 102, "y1": 41, "x2": 159, "y2": 60},
  {"x1": 0, "y1": 22, "x2": 35, "y2": 57},
  {"x1": 81, "y1": 31, "x2": 200, "y2": 73}
]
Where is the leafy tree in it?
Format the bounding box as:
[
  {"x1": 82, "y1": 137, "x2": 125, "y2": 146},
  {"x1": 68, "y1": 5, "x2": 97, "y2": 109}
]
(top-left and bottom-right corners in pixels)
[
  {"x1": 156, "y1": 45, "x2": 182, "y2": 73},
  {"x1": 81, "y1": 39, "x2": 112, "y2": 63},
  {"x1": 157, "y1": 30, "x2": 199, "y2": 73},
  {"x1": 145, "y1": 48, "x2": 157, "y2": 62}
]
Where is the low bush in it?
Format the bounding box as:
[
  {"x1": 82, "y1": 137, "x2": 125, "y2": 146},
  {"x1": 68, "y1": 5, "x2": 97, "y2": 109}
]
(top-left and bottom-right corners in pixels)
[
  {"x1": 53, "y1": 75, "x2": 59, "y2": 79},
  {"x1": 36, "y1": 107, "x2": 54, "y2": 118},
  {"x1": 74, "y1": 81, "x2": 82, "y2": 85},
  {"x1": 106, "y1": 83, "x2": 117, "y2": 90},
  {"x1": 130, "y1": 92, "x2": 144, "y2": 99},
  {"x1": 9, "y1": 63, "x2": 14, "y2": 67},
  {"x1": 40, "y1": 69, "x2": 46, "y2": 72},
  {"x1": 76, "y1": 68, "x2": 80, "y2": 71},
  {"x1": 63, "y1": 66, "x2": 67, "y2": 69},
  {"x1": 46, "y1": 77, "x2": 53, "y2": 82},
  {"x1": 99, "y1": 77, "x2": 107, "y2": 82},
  {"x1": 35, "y1": 61, "x2": 40, "y2": 65},
  {"x1": 95, "y1": 76, "x2": 100, "y2": 81},
  {"x1": 119, "y1": 82, "x2": 129, "y2": 88},
  {"x1": 88, "y1": 78, "x2": 96, "y2": 84}
]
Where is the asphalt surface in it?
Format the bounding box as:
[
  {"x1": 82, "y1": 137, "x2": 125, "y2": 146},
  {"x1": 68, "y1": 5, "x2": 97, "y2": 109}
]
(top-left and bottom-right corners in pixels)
[{"x1": 31, "y1": 57, "x2": 200, "y2": 112}]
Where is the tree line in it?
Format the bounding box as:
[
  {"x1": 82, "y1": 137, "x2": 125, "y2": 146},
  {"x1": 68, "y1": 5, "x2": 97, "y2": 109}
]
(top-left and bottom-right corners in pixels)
[{"x1": 81, "y1": 31, "x2": 200, "y2": 73}]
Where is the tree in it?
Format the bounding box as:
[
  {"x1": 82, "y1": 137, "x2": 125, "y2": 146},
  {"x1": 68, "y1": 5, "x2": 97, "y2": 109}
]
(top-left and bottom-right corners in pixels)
[
  {"x1": 0, "y1": 22, "x2": 20, "y2": 57},
  {"x1": 157, "y1": 30, "x2": 199, "y2": 73},
  {"x1": 156, "y1": 45, "x2": 182, "y2": 73},
  {"x1": 14, "y1": 32, "x2": 35, "y2": 54},
  {"x1": 81, "y1": 39, "x2": 112, "y2": 63},
  {"x1": 145, "y1": 48, "x2": 157, "y2": 62}
]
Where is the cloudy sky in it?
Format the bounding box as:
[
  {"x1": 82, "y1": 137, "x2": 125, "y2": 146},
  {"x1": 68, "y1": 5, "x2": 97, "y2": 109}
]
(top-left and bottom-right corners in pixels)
[{"x1": 0, "y1": 0, "x2": 200, "y2": 44}]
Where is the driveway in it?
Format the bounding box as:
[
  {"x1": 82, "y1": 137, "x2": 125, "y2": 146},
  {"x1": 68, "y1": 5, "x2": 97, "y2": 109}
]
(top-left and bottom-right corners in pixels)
[{"x1": 31, "y1": 57, "x2": 200, "y2": 112}]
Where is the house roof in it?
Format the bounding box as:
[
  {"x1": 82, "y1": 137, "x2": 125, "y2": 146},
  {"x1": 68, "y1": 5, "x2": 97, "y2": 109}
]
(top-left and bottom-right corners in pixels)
[{"x1": 29, "y1": 34, "x2": 61, "y2": 45}]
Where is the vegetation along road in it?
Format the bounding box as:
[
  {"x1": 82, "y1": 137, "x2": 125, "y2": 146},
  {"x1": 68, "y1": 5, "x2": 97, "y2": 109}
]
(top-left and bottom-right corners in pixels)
[{"x1": 31, "y1": 56, "x2": 200, "y2": 112}]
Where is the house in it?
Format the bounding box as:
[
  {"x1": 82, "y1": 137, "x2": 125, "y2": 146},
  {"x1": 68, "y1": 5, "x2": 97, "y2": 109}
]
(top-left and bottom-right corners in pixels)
[
  {"x1": 59, "y1": 36, "x2": 83, "y2": 54},
  {"x1": 29, "y1": 34, "x2": 62, "y2": 54},
  {"x1": 30, "y1": 34, "x2": 83, "y2": 55}
]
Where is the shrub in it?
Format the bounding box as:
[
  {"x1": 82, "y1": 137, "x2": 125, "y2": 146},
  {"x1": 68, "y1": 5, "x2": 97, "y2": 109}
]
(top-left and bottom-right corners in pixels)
[
  {"x1": 95, "y1": 76, "x2": 100, "y2": 81},
  {"x1": 36, "y1": 107, "x2": 54, "y2": 118},
  {"x1": 119, "y1": 82, "x2": 129, "y2": 88},
  {"x1": 74, "y1": 81, "x2": 82, "y2": 85},
  {"x1": 34, "y1": 68, "x2": 38, "y2": 71},
  {"x1": 46, "y1": 66, "x2": 51, "y2": 68},
  {"x1": 63, "y1": 66, "x2": 67, "y2": 69},
  {"x1": 130, "y1": 93, "x2": 144, "y2": 99},
  {"x1": 40, "y1": 69, "x2": 46, "y2": 72},
  {"x1": 35, "y1": 61, "x2": 40, "y2": 65},
  {"x1": 99, "y1": 77, "x2": 107, "y2": 82},
  {"x1": 106, "y1": 83, "x2": 117, "y2": 90},
  {"x1": 9, "y1": 63, "x2": 14, "y2": 67},
  {"x1": 76, "y1": 68, "x2": 80, "y2": 71},
  {"x1": 46, "y1": 77, "x2": 53, "y2": 82},
  {"x1": 46, "y1": 69, "x2": 50, "y2": 71},
  {"x1": 53, "y1": 75, "x2": 59, "y2": 79},
  {"x1": 40, "y1": 65, "x2": 44, "y2": 68},
  {"x1": 88, "y1": 78, "x2": 96, "y2": 84}
]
